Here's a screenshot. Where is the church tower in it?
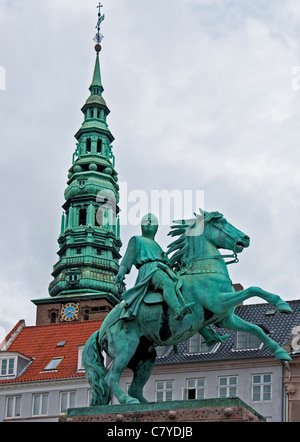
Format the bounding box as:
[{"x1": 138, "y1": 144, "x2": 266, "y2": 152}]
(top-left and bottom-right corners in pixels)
[{"x1": 33, "y1": 5, "x2": 124, "y2": 325}]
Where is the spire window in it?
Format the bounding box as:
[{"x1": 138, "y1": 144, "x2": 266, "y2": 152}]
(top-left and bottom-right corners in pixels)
[
  {"x1": 86, "y1": 138, "x2": 91, "y2": 154},
  {"x1": 79, "y1": 208, "x2": 87, "y2": 226},
  {"x1": 97, "y1": 139, "x2": 102, "y2": 154},
  {"x1": 96, "y1": 208, "x2": 103, "y2": 226}
]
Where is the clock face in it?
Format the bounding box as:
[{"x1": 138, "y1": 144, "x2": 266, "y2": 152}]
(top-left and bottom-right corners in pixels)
[{"x1": 60, "y1": 303, "x2": 79, "y2": 322}]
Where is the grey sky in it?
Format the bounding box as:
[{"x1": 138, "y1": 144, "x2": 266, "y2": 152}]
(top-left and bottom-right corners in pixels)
[{"x1": 0, "y1": 0, "x2": 299, "y2": 335}]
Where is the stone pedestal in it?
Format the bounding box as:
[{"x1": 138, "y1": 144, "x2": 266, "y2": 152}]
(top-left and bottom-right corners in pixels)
[{"x1": 60, "y1": 398, "x2": 265, "y2": 422}]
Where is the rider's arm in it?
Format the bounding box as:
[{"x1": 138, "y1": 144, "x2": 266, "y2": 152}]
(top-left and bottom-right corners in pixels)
[{"x1": 115, "y1": 237, "x2": 137, "y2": 282}]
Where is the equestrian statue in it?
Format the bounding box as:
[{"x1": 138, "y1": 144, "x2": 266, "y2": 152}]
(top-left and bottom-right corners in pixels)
[{"x1": 83, "y1": 209, "x2": 293, "y2": 406}]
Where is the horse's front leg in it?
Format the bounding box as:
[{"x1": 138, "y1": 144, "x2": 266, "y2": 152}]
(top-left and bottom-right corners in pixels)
[
  {"x1": 203, "y1": 287, "x2": 292, "y2": 314},
  {"x1": 218, "y1": 313, "x2": 291, "y2": 361},
  {"x1": 244, "y1": 287, "x2": 293, "y2": 314}
]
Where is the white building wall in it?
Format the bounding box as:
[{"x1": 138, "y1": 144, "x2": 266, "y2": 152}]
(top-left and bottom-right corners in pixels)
[
  {"x1": 0, "y1": 361, "x2": 285, "y2": 422},
  {"x1": 118, "y1": 362, "x2": 284, "y2": 422}
]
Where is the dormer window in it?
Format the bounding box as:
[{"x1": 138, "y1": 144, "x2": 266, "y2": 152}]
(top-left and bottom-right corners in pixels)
[
  {"x1": 1, "y1": 358, "x2": 15, "y2": 377},
  {"x1": 0, "y1": 352, "x2": 32, "y2": 379},
  {"x1": 186, "y1": 334, "x2": 218, "y2": 354},
  {"x1": 234, "y1": 331, "x2": 262, "y2": 350},
  {"x1": 233, "y1": 326, "x2": 268, "y2": 351}
]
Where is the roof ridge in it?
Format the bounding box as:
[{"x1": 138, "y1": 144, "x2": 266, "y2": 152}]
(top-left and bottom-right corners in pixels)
[
  {"x1": 21, "y1": 319, "x2": 103, "y2": 330},
  {"x1": 0, "y1": 319, "x2": 26, "y2": 351}
]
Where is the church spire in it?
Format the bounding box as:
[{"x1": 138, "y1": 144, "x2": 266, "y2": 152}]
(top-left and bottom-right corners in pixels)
[{"x1": 47, "y1": 4, "x2": 122, "y2": 308}]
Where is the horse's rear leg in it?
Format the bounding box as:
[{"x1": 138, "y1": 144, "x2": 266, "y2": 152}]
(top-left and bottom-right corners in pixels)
[
  {"x1": 105, "y1": 321, "x2": 141, "y2": 404},
  {"x1": 219, "y1": 313, "x2": 291, "y2": 361},
  {"x1": 128, "y1": 339, "x2": 157, "y2": 403}
]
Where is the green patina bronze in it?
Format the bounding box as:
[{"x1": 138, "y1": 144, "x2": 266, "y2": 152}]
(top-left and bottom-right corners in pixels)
[
  {"x1": 83, "y1": 209, "x2": 293, "y2": 406},
  {"x1": 115, "y1": 213, "x2": 194, "y2": 321},
  {"x1": 48, "y1": 6, "x2": 122, "y2": 303}
]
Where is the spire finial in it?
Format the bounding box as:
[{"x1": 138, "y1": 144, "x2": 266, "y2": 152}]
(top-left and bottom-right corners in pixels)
[{"x1": 94, "y1": 2, "x2": 105, "y2": 53}]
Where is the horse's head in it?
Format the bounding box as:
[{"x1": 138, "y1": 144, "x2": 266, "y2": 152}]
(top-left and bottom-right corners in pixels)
[
  {"x1": 167, "y1": 209, "x2": 250, "y2": 270},
  {"x1": 203, "y1": 210, "x2": 250, "y2": 253}
]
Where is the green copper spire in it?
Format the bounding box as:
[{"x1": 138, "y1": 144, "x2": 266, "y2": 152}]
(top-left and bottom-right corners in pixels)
[
  {"x1": 48, "y1": 4, "x2": 122, "y2": 303},
  {"x1": 90, "y1": 52, "x2": 104, "y2": 95}
]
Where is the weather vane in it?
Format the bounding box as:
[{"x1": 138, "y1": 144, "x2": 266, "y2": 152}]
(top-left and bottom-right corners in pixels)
[{"x1": 94, "y1": 2, "x2": 105, "y2": 52}]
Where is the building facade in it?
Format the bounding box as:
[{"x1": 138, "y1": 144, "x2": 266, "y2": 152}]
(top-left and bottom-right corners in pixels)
[{"x1": 1, "y1": 301, "x2": 300, "y2": 422}]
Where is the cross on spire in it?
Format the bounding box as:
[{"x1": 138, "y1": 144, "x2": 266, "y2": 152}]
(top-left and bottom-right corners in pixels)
[
  {"x1": 94, "y1": 2, "x2": 105, "y2": 51},
  {"x1": 97, "y1": 2, "x2": 103, "y2": 15}
]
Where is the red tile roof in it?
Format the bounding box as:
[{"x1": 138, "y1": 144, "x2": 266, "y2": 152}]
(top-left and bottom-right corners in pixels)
[{"x1": 0, "y1": 320, "x2": 102, "y2": 384}]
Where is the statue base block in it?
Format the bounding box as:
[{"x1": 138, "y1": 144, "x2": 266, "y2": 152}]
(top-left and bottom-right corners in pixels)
[{"x1": 61, "y1": 397, "x2": 265, "y2": 422}]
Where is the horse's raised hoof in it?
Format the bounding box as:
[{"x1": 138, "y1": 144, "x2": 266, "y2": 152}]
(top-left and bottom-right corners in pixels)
[
  {"x1": 125, "y1": 397, "x2": 140, "y2": 405},
  {"x1": 274, "y1": 347, "x2": 292, "y2": 361},
  {"x1": 275, "y1": 301, "x2": 293, "y2": 314}
]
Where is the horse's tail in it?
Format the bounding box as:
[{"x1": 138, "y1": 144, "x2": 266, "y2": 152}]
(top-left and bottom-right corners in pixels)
[{"x1": 82, "y1": 330, "x2": 111, "y2": 406}]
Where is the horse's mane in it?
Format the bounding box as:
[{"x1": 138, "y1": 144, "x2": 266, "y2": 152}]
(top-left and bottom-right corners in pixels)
[{"x1": 167, "y1": 209, "x2": 223, "y2": 271}]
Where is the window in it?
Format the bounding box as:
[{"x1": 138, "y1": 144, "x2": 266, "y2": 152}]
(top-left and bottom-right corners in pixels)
[
  {"x1": 32, "y1": 393, "x2": 48, "y2": 416},
  {"x1": 95, "y1": 207, "x2": 103, "y2": 226},
  {"x1": 251, "y1": 374, "x2": 272, "y2": 402},
  {"x1": 184, "y1": 378, "x2": 205, "y2": 400},
  {"x1": 218, "y1": 376, "x2": 238, "y2": 398},
  {"x1": 50, "y1": 311, "x2": 58, "y2": 324},
  {"x1": 86, "y1": 138, "x2": 91, "y2": 153},
  {"x1": 156, "y1": 346, "x2": 170, "y2": 357},
  {"x1": 66, "y1": 273, "x2": 80, "y2": 283},
  {"x1": 6, "y1": 396, "x2": 21, "y2": 418},
  {"x1": 77, "y1": 347, "x2": 84, "y2": 371},
  {"x1": 1, "y1": 358, "x2": 15, "y2": 376},
  {"x1": 56, "y1": 341, "x2": 66, "y2": 348},
  {"x1": 234, "y1": 331, "x2": 261, "y2": 350},
  {"x1": 97, "y1": 139, "x2": 102, "y2": 154},
  {"x1": 60, "y1": 391, "x2": 76, "y2": 414},
  {"x1": 44, "y1": 357, "x2": 64, "y2": 371},
  {"x1": 79, "y1": 208, "x2": 87, "y2": 226},
  {"x1": 187, "y1": 334, "x2": 215, "y2": 354},
  {"x1": 155, "y1": 380, "x2": 174, "y2": 402}
]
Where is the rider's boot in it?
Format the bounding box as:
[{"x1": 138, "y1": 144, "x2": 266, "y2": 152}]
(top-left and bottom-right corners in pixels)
[
  {"x1": 173, "y1": 302, "x2": 195, "y2": 321},
  {"x1": 200, "y1": 326, "x2": 230, "y2": 346}
]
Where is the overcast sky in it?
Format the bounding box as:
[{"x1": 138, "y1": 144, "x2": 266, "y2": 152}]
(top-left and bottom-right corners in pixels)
[{"x1": 0, "y1": 0, "x2": 300, "y2": 336}]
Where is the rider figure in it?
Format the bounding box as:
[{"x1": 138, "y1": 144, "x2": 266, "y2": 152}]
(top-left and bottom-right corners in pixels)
[{"x1": 115, "y1": 213, "x2": 194, "y2": 321}]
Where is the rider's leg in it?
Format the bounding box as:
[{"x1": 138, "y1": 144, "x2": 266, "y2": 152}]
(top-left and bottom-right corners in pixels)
[{"x1": 151, "y1": 270, "x2": 194, "y2": 320}]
